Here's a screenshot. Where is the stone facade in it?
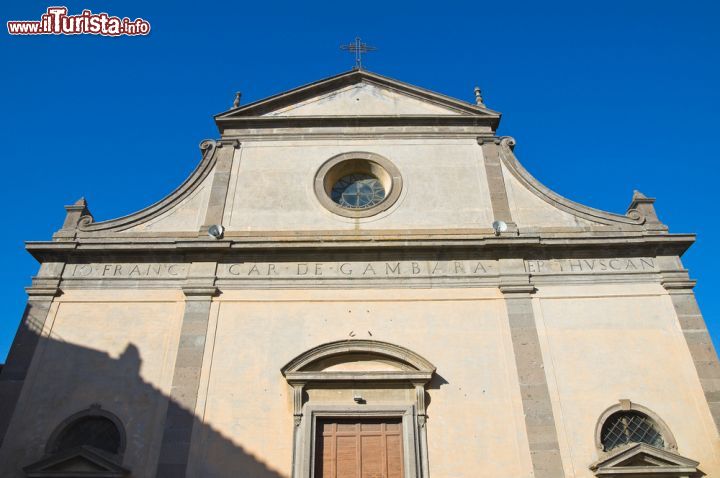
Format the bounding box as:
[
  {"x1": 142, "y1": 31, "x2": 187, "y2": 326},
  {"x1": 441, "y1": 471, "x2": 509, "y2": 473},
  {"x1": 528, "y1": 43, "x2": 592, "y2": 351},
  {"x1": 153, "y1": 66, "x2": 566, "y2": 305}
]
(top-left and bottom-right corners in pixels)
[{"x1": 0, "y1": 69, "x2": 717, "y2": 477}]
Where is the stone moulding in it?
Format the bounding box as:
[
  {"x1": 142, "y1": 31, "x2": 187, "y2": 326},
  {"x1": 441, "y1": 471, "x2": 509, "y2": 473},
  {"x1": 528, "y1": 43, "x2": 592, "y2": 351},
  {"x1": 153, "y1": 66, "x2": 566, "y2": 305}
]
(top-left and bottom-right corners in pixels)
[
  {"x1": 595, "y1": 401, "x2": 678, "y2": 454},
  {"x1": 26, "y1": 233, "x2": 695, "y2": 259},
  {"x1": 497, "y1": 136, "x2": 650, "y2": 228},
  {"x1": 74, "y1": 139, "x2": 224, "y2": 233},
  {"x1": 216, "y1": 115, "x2": 497, "y2": 132},
  {"x1": 284, "y1": 371, "x2": 433, "y2": 382},
  {"x1": 281, "y1": 339, "x2": 436, "y2": 380},
  {"x1": 23, "y1": 445, "x2": 130, "y2": 477},
  {"x1": 589, "y1": 443, "x2": 701, "y2": 477}
]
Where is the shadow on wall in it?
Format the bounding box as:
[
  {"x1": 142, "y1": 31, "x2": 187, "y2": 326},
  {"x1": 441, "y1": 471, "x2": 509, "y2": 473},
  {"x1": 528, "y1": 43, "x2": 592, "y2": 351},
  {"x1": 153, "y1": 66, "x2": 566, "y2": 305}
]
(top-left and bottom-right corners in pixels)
[{"x1": 0, "y1": 313, "x2": 286, "y2": 478}]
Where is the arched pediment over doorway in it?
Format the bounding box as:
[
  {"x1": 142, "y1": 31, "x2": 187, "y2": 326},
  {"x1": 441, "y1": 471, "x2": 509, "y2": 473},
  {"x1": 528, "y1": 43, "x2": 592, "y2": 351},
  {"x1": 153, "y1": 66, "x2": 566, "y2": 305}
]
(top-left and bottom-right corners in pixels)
[{"x1": 281, "y1": 339, "x2": 435, "y2": 384}]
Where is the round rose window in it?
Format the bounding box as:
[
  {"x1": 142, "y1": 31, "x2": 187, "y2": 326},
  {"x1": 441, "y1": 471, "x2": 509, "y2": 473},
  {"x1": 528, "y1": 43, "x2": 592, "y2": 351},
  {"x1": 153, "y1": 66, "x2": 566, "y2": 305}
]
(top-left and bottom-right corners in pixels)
[
  {"x1": 330, "y1": 173, "x2": 386, "y2": 209},
  {"x1": 314, "y1": 152, "x2": 402, "y2": 218}
]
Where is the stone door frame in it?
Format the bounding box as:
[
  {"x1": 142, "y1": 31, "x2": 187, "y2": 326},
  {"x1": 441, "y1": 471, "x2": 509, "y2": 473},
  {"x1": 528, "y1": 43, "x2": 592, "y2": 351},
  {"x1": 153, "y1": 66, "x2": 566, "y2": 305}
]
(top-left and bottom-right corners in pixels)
[
  {"x1": 282, "y1": 340, "x2": 435, "y2": 478},
  {"x1": 297, "y1": 403, "x2": 421, "y2": 478}
]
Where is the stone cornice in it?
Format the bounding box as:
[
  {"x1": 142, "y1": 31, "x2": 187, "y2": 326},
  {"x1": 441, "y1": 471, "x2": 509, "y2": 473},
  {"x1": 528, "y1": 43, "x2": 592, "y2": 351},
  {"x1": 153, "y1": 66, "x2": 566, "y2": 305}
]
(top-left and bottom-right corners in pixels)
[
  {"x1": 25, "y1": 287, "x2": 62, "y2": 298},
  {"x1": 661, "y1": 272, "x2": 697, "y2": 291},
  {"x1": 284, "y1": 371, "x2": 433, "y2": 384},
  {"x1": 216, "y1": 115, "x2": 499, "y2": 134},
  {"x1": 181, "y1": 286, "x2": 219, "y2": 298},
  {"x1": 25, "y1": 232, "x2": 695, "y2": 262},
  {"x1": 499, "y1": 284, "x2": 536, "y2": 295},
  {"x1": 219, "y1": 128, "x2": 491, "y2": 141}
]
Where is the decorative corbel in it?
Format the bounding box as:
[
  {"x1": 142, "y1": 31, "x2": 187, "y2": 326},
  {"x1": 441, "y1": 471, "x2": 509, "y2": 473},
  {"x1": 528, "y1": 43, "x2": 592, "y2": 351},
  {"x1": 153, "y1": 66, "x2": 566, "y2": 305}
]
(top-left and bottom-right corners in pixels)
[
  {"x1": 412, "y1": 381, "x2": 428, "y2": 428},
  {"x1": 291, "y1": 382, "x2": 306, "y2": 427},
  {"x1": 476, "y1": 136, "x2": 501, "y2": 146},
  {"x1": 216, "y1": 138, "x2": 241, "y2": 149},
  {"x1": 626, "y1": 190, "x2": 668, "y2": 232}
]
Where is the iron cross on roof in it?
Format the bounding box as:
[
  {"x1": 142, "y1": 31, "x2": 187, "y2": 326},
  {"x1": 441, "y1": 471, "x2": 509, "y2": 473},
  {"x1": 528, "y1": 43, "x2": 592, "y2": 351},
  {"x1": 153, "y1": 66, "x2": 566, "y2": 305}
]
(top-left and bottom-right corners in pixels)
[{"x1": 340, "y1": 37, "x2": 377, "y2": 70}]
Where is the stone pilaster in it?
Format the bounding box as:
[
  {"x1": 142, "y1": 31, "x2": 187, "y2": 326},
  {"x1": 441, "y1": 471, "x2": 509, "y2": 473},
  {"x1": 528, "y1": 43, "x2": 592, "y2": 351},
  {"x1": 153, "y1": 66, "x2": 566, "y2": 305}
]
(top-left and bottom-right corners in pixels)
[
  {"x1": 0, "y1": 262, "x2": 63, "y2": 446},
  {"x1": 500, "y1": 258, "x2": 565, "y2": 478},
  {"x1": 660, "y1": 255, "x2": 720, "y2": 432},
  {"x1": 200, "y1": 139, "x2": 239, "y2": 235},
  {"x1": 413, "y1": 381, "x2": 430, "y2": 478},
  {"x1": 155, "y1": 262, "x2": 217, "y2": 478},
  {"x1": 478, "y1": 138, "x2": 517, "y2": 234},
  {"x1": 290, "y1": 382, "x2": 305, "y2": 478}
]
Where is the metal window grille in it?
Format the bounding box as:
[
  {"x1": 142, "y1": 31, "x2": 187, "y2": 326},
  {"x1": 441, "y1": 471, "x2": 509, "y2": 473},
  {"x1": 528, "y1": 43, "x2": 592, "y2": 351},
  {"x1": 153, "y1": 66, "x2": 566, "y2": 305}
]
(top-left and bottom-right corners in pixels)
[
  {"x1": 54, "y1": 416, "x2": 121, "y2": 455},
  {"x1": 331, "y1": 174, "x2": 386, "y2": 209},
  {"x1": 601, "y1": 412, "x2": 664, "y2": 451}
]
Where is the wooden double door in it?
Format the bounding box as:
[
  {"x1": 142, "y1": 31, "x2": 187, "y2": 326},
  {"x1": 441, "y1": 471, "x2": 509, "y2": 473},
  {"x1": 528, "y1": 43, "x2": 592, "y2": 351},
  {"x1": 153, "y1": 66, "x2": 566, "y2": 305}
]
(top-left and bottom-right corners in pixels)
[{"x1": 315, "y1": 418, "x2": 404, "y2": 478}]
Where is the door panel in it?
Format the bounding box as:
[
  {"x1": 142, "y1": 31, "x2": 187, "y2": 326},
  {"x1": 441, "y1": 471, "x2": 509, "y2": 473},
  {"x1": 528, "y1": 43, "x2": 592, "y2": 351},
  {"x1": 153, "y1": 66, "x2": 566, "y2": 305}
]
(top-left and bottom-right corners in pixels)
[{"x1": 316, "y1": 418, "x2": 404, "y2": 478}]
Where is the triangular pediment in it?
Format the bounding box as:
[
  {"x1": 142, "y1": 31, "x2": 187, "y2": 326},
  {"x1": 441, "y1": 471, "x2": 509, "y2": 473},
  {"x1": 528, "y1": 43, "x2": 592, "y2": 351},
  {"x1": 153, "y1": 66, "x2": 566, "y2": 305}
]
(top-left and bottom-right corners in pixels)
[
  {"x1": 24, "y1": 446, "x2": 129, "y2": 477},
  {"x1": 215, "y1": 69, "x2": 501, "y2": 119},
  {"x1": 264, "y1": 82, "x2": 465, "y2": 116},
  {"x1": 591, "y1": 443, "x2": 702, "y2": 477}
]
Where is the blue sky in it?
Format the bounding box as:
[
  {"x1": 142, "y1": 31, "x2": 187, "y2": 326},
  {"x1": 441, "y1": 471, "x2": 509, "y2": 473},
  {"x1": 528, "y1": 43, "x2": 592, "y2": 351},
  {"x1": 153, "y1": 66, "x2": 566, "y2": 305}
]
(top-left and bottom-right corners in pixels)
[{"x1": 1, "y1": 1, "x2": 718, "y2": 361}]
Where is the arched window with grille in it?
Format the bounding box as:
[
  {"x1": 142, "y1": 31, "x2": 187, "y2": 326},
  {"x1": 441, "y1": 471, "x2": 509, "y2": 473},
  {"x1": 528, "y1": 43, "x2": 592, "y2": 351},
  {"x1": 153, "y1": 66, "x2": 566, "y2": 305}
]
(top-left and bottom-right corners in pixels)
[
  {"x1": 51, "y1": 415, "x2": 123, "y2": 455},
  {"x1": 600, "y1": 410, "x2": 664, "y2": 451},
  {"x1": 595, "y1": 401, "x2": 677, "y2": 453},
  {"x1": 23, "y1": 406, "x2": 130, "y2": 477},
  {"x1": 46, "y1": 406, "x2": 126, "y2": 458},
  {"x1": 590, "y1": 401, "x2": 701, "y2": 478}
]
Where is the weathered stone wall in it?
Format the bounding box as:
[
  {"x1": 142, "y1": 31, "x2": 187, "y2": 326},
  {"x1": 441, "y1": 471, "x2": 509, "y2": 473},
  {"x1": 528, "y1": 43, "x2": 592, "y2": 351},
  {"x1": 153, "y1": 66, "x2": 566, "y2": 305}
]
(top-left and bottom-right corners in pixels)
[
  {"x1": 535, "y1": 282, "x2": 720, "y2": 476},
  {"x1": 222, "y1": 138, "x2": 495, "y2": 232},
  {"x1": 1, "y1": 279, "x2": 718, "y2": 477},
  {"x1": 0, "y1": 290, "x2": 184, "y2": 477},
  {"x1": 189, "y1": 288, "x2": 533, "y2": 477}
]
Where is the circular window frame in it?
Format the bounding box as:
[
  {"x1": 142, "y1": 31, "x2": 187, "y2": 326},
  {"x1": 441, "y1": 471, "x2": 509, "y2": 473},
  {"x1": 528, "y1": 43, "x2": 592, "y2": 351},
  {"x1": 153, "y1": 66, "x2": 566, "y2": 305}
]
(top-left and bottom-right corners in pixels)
[{"x1": 315, "y1": 152, "x2": 402, "y2": 218}]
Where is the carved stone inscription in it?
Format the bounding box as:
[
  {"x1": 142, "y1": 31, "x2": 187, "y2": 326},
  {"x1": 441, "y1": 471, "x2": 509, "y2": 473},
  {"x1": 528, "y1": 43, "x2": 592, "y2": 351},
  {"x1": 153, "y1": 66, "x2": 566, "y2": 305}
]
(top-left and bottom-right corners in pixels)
[
  {"x1": 220, "y1": 260, "x2": 497, "y2": 279},
  {"x1": 525, "y1": 258, "x2": 656, "y2": 274},
  {"x1": 65, "y1": 263, "x2": 187, "y2": 278}
]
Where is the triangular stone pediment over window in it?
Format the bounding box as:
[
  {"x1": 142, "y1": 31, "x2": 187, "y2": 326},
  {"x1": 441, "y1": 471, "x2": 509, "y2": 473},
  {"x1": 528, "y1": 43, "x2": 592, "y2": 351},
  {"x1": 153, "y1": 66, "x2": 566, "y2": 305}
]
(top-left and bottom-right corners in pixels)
[
  {"x1": 591, "y1": 443, "x2": 703, "y2": 477},
  {"x1": 23, "y1": 445, "x2": 129, "y2": 477}
]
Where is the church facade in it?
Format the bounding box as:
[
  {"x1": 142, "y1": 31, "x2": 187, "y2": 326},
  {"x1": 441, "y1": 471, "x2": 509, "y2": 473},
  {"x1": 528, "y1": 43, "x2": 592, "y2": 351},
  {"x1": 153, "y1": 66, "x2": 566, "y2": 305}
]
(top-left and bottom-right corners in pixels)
[{"x1": 0, "y1": 69, "x2": 718, "y2": 477}]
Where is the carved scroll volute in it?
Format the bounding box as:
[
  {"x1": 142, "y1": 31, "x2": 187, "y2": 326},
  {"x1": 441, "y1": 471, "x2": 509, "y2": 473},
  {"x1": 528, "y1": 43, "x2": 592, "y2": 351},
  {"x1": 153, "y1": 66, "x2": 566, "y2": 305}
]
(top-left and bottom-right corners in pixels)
[
  {"x1": 626, "y1": 190, "x2": 668, "y2": 231},
  {"x1": 499, "y1": 136, "x2": 516, "y2": 151},
  {"x1": 58, "y1": 197, "x2": 93, "y2": 235},
  {"x1": 199, "y1": 139, "x2": 218, "y2": 153}
]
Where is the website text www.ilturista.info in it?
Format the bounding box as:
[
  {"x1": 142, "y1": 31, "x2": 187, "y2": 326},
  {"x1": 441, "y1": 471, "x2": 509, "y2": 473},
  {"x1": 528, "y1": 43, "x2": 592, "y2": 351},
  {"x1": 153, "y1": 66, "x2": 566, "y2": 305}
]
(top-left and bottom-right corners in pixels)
[{"x1": 7, "y1": 7, "x2": 150, "y2": 36}]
